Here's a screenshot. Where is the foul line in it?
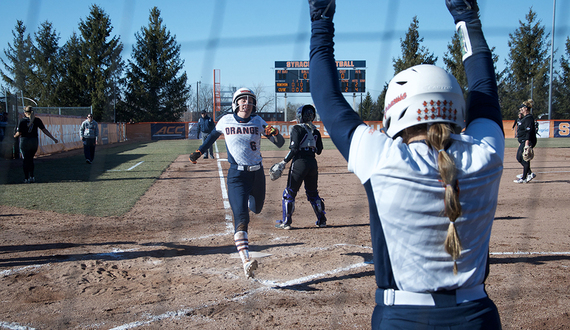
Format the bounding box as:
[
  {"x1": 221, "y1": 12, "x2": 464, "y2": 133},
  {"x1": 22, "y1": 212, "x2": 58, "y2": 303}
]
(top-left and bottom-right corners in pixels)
[
  {"x1": 106, "y1": 161, "x2": 144, "y2": 172},
  {"x1": 213, "y1": 142, "x2": 234, "y2": 235}
]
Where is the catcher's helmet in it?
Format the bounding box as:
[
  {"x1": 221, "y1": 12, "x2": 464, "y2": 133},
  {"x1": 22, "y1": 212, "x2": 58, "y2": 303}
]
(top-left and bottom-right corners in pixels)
[
  {"x1": 383, "y1": 64, "x2": 465, "y2": 138},
  {"x1": 296, "y1": 104, "x2": 316, "y2": 123},
  {"x1": 232, "y1": 87, "x2": 257, "y2": 114}
]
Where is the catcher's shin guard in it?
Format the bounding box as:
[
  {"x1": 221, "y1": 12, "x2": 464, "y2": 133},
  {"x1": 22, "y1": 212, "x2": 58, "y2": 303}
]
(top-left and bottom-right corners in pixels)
[
  {"x1": 281, "y1": 188, "x2": 295, "y2": 225},
  {"x1": 307, "y1": 192, "x2": 327, "y2": 227}
]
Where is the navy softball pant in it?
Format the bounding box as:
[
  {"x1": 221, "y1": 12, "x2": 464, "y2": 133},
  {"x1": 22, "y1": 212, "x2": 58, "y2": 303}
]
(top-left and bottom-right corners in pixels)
[
  {"x1": 372, "y1": 296, "x2": 501, "y2": 329},
  {"x1": 226, "y1": 165, "x2": 265, "y2": 233}
]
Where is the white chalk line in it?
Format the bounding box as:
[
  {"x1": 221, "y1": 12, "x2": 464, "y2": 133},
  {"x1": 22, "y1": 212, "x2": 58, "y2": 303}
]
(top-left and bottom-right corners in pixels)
[
  {"x1": 0, "y1": 322, "x2": 36, "y2": 330},
  {"x1": 105, "y1": 261, "x2": 372, "y2": 330},
  {"x1": 106, "y1": 161, "x2": 144, "y2": 172},
  {"x1": 490, "y1": 251, "x2": 570, "y2": 255},
  {"x1": 0, "y1": 264, "x2": 47, "y2": 277},
  {"x1": 3, "y1": 249, "x2": 570, "y2": 329},
  {"x1": 213, "y1": 141, "x2": 234, "y2": 235},
  {"x1": 7, "y1": 143, "x2": 570, "y2": 329}
]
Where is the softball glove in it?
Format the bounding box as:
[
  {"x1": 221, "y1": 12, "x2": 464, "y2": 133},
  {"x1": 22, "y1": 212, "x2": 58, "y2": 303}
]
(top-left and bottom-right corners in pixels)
[
  {"x1": 523, "y1": 146, "x2": 534, "y2": 162},
  {"x1": 269, "y1": 161, "x2": 286, "y2": 181}
]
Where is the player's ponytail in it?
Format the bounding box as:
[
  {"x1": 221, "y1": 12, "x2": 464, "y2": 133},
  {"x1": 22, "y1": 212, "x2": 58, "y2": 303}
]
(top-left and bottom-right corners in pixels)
[
  {"x1": 427, "y1": 123, "x2": 462, "y2": 275},
  {"x1": 24, "y1": 106, "x2": 35, "y2": 131}
]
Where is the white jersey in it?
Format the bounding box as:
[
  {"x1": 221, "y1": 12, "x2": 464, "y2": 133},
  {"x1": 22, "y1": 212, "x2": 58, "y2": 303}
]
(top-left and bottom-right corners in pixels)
[
  {"x1": 215, "y1": 114, "x2": 268, "y2": 166},
  {"x1": 347, "y1": 118, "x2": 504, "y2": 292}
]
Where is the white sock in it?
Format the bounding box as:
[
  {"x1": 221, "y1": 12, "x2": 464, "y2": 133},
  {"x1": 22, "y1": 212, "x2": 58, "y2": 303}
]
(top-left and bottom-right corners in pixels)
[{"x1": 234, "y1": 231, "x2": 250, "y2": 263}]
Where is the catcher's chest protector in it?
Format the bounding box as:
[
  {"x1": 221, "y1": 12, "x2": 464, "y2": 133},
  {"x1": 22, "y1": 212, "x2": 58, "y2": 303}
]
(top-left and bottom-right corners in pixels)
[{"x1": 298, "y1": 124, "x2": 317, "y2": 149}]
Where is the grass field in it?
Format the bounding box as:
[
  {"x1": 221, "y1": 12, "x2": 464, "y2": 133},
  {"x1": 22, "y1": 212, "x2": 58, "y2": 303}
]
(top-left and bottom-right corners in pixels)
[{"x1": 0, "y1": 137, "x2": 568, "y2": 217}]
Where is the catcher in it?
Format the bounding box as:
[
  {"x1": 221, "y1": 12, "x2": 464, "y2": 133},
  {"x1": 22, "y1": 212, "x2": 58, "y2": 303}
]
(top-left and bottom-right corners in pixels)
[
  {"x1": 271, "y1": 104, "x2": 326, "y2": 230},
  {"x1": 514, "y1": 99, "x2": 537, "y2": 183}
]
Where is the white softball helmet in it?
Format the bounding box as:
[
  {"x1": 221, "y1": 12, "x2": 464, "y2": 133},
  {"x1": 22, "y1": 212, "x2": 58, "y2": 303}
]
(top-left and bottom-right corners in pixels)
[
  {"x1": 383, "y1": 64, "x2": 466, "y2": 138},
  {"x1": 232, "y1": 87, "x2": 257, "y2": 113}
]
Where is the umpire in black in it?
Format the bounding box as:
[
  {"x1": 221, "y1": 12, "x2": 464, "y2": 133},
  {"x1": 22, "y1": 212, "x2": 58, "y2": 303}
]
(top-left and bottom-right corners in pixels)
[
  {"x1": 197, "y1": 110, "x2": 215, "y2": 159},
  {"x1": 275, "y1": 104, "x2": 327, "y2": 230}
]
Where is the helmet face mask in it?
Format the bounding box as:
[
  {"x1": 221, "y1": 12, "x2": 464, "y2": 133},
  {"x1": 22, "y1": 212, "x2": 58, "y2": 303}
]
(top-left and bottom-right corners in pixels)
[
  {"x1": 296, "y1": 104, "x2": 316, "y2": 123},
  {"x1": 382, "y1": 64, "x2": 466, "y2": 138},
  {"x1": 232, "y1": 88, "x2": 257, "y2": 114}
]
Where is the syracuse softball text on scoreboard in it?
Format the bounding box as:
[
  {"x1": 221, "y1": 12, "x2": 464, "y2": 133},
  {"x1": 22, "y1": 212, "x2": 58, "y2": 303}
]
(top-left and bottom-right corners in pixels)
[{"x1": 275, "y1": 60, "x2": 366, "y2": 93}]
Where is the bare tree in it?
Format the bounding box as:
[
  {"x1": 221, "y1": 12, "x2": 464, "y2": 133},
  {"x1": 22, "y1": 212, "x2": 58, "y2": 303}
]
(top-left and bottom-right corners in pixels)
[{"x1": 250, "y1": 82, "x2": 274, "y2": 113}]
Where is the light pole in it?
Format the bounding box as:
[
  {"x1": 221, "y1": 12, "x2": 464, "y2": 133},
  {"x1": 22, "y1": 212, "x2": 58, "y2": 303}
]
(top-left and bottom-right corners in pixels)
[
  {"x1": 197, "y1": 81, "x2": 201, "y2": 113},
  {"x1": 548, "y1": 0, "x2": 556, "y2": 119}
]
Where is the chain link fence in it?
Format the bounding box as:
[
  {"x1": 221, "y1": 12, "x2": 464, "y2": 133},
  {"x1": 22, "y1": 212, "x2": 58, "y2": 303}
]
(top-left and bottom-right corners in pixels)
[{"x1": 23, "y1": 106, "x2": 92, "y2": 117}]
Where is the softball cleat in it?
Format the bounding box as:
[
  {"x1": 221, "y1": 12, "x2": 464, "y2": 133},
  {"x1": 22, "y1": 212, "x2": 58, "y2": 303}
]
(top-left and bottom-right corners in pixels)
[{"x1": 243, "y1": 259, "x2": 258, "y2": 278}]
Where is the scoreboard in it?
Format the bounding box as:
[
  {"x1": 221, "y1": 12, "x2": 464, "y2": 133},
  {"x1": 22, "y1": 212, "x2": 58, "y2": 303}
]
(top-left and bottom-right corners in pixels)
[{"x1": 275, "y1": 60, "x2": 365, "y2": 94}]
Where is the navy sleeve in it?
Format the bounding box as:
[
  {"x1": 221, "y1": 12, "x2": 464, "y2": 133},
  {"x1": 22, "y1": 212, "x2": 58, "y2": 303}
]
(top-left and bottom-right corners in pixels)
[
  {"x1": 284, "y1": 126, "x2": 301, "y2": 163},
  {"x1": 459, "y1": 20, "x2": 503, "y2": 130},
  {"x1": 198, "y1": 130, "x2": 221, "y2": 154},
  {"x1": 310, "y1": 20, "x2": 363, "y2": 161}
]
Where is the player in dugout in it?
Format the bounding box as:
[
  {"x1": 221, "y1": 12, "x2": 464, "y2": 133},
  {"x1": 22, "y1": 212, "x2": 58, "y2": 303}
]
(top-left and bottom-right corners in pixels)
[{"x1": 309, "y1": 0, "x2": 503, "y2": 328}]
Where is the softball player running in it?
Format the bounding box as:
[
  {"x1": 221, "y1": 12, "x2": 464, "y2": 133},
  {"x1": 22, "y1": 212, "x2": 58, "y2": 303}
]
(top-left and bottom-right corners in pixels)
[
  {"x1": 309, "y1": 0, "x2": 503, "y2": 328},
  {"x1": 275, "y1": 104, "x2": 326, "y2": 230},
  {"x1": 189, "y1": 88, "x2": 284, "y2": 278}
]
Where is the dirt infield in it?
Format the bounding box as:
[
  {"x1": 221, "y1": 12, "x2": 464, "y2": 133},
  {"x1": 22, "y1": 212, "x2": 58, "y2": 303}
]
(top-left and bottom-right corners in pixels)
[{"x1": 1, "y1": 147, "x2": 569, "y2": 329}]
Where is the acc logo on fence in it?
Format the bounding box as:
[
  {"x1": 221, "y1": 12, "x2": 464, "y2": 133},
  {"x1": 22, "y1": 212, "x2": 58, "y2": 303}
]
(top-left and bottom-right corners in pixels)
[{"x1": 151, "y1": 123, "x2": 186, "y2": 140}]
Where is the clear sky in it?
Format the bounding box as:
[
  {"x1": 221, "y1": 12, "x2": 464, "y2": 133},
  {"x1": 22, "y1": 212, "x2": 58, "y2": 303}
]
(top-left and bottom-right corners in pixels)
[{"x1": 1, "y1": 0, "x2": 569, "y2": 106}]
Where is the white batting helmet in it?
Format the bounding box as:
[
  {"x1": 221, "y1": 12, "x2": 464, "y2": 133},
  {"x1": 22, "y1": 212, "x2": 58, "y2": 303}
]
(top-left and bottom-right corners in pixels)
[
  {"x1": 383, "y1": 64, "x2": 466, "y2": 138},
  {"x1": 232, "y1": 87, "x2": 257, "y2": 113}
]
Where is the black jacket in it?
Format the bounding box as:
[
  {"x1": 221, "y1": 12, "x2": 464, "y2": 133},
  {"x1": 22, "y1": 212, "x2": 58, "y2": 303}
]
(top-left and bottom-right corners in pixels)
[{"x1": 517, "y1": 114, "x2": 536, "y2": 147}]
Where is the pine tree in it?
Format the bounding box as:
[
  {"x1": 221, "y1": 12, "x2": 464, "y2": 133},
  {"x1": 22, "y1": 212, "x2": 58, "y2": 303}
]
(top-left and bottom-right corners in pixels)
[
  {"x1": 373, "y1": 87, "x2": 388, "y2": 121},
  {"x1": 393, "y1": 16, "x2": 437, "y2": 74},
  {"x1": 444, "y1": 32, "x2": 501, "y2": 102},
  {"x1": 358, "y1": 92, "x2": 374, "y2": 120},
  {"x1": 79, "y1": 5, "x2": 124, "y2": 121},
  {"x1": 554, "y1": 37, "x2": 570, "y2": 119},
  {"x1": 501, "y1": 8, "x2": 550, "y2": 119},
  {"x1": 381, "y1": 16, "x2": 437, "y2": 119},
  {"x1": 0, "y1": 21, "x2": 33, "y2": 96},
  {"x1": 443, "y1": 32, "x2": 467, "y2": 99},
  {"x1": 124, "y1": 7, "x2": 190, "y2": 122},
  {"x1": 56, "y1": 32, "x2": 90, "y2": 107},
  {"x1": 29, "y1": 21, "x2": 61, "y2": 107}
]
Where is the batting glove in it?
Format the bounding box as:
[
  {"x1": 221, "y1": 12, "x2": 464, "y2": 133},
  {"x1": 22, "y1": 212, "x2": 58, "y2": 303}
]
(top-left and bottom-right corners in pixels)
[
  {"x1": 264, "y1": 125, "x2": 279, "y2": 137},
  {"x1": 446, "y1": 0, "x2": 480, "y2": 24},
  {"x1": 189, "y1": 150, "x2": 202, "y2": 164},
  {"x1": 308, "y1": 0, "x2": 335, "y2": 22}
]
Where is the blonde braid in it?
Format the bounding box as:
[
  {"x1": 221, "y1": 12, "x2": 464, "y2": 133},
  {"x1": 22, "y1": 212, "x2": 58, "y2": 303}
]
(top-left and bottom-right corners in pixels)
[{"x1": 428, "y1": 123, "x2": 462, "y2": 274}]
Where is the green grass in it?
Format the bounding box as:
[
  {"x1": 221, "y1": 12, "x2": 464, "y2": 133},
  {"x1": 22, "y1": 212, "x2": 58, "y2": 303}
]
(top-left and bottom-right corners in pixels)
[
  {"x1": 1, "y1": 136, "x2": 568, "y2": 217},
  {"x1": 504, "y1": 138, "x2": 570, "y2": 148},
  {"x1": 0, "y1": 140, "x2": 201, "y2": 217}
]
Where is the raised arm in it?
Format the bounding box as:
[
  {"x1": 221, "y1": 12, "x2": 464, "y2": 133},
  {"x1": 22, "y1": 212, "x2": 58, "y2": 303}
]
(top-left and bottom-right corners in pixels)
[
  {"x1": 447, "y1": 0, "x2": 502, "y2": 130},
  {"x1": 309, "y1": 0, "x2": 363, "y2": 161}
]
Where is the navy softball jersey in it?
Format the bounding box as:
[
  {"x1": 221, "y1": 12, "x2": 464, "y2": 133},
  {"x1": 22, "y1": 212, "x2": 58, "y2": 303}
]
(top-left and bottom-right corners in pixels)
[{"x1": 309, "y1": 20, "x2": 504, "y2": 293}]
